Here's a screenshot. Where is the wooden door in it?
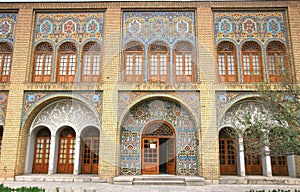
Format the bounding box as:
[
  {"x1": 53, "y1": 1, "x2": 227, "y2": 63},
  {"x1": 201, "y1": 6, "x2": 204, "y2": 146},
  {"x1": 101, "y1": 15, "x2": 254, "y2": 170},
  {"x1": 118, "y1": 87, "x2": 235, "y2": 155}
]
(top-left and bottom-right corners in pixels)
[
  {"x1": 219, "y1": 138, "x2": 237, "y2": 175},
  {"x1": 166, "y1": 138, "x2": 175, "y2": 175},
  {"x1": 142, "y1": 138, "x2": 159, "y2": 174},
  {"x1": 81, "y1": 138, "x2": 99, "y2": 174},
  {"x1": 244, "y1": 146, "x2": 262, "y2": 175},
  {"x1": 33, "y1": 137, "x2": 50, "y2": 173},
  {"x1": 57, "y1": 136, "x2": 75, "y2": 174},
  {"x1": 271, "y1": 156, "x2": 288, "y2": 176}
]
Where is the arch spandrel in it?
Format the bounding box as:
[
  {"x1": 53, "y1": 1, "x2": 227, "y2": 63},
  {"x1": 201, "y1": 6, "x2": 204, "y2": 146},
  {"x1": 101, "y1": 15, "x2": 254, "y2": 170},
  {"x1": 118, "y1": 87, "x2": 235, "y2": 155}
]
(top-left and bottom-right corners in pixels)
[{"x1": 31, "y1": 99, "x2": 99, "y2": 133}]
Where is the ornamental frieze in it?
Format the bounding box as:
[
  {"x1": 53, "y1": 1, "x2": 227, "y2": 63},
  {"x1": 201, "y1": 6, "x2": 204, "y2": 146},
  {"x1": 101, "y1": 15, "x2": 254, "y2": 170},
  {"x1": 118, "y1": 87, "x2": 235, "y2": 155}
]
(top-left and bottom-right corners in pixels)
[{"x1": 214, "y1": 11, "x2": 287, "y2": 45}]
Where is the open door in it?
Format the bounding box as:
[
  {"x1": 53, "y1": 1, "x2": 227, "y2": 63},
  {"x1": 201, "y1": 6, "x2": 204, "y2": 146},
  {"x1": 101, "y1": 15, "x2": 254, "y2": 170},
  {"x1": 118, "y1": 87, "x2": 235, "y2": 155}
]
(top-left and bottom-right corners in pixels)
[
  {"x1": 142, "y1": 138, "x2": 159, "y2": 174},
  {"x1": 166, "y1": 138, "x2": 175, "y2": 175}
]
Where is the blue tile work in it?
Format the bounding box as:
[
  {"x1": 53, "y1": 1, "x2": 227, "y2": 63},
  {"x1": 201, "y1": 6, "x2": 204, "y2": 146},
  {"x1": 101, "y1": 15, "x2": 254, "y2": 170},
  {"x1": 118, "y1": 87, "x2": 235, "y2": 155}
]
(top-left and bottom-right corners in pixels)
[
  {"x1": 22, "y1": 91, "x2": 103, "y2": 125},
  {"x1": 214, "y1": 11, "x2": 287, "y2": 45},
  {"x1": 123, "y1": 12, "x2": 195, "y2": 45},
  {"x1": 33, "y1": 12, "x2": 105, "y2": 46},
  {"x1": 120, "y1": 98, "x2": 198, "y2": 176},
  {"x1": 0, "y1": 13, "x2": 18, "y2": 45},
  {"x1": 0, "y1": 92, "x2": 9, "y2": 124}
]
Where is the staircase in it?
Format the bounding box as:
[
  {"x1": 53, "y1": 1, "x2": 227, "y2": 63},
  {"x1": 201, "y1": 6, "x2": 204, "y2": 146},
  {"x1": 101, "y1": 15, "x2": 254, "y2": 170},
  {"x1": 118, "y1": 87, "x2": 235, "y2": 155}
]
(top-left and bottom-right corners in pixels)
[{"x1": 113, "y1": 175, "x2": 205, "y2": 186}]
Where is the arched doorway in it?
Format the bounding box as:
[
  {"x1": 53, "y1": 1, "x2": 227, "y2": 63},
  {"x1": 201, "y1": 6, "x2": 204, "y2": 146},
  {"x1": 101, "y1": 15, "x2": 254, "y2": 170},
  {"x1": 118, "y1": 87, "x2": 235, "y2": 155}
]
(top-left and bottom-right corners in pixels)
[
  {"x1": 81, "y1": 126, "x2": 99, "y2": 174},
  {"x1": 57, "y1": 126, "x2": 76, "y2": 174},
  {"x1": 32, "y1": 126, "x2": 51, "y2": 173},
  {"x1": 142, "y1": 121, "x2": 175, "y2": 175},
  {"x1": 219, "y1": 127, "x2": 237, "y2": 175},
  {"x1": 244, "y1": 129, "x2": 262, "y2": 175}
]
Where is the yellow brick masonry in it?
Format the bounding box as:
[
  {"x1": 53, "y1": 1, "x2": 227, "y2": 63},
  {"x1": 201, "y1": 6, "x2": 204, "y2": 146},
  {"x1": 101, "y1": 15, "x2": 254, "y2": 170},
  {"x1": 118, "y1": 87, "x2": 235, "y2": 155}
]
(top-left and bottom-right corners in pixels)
[
  {"x1": 98, "y1": 8, "x2": 122, "y2": 180},
  {"x1": 0, "y1": 9, "x2": 33, "y2": 178}
]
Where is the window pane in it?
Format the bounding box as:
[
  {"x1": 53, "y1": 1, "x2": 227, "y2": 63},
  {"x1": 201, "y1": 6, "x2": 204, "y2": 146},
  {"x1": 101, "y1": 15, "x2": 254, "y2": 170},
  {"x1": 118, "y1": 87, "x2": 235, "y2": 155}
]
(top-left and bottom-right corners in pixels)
[
  {"x1": 227, "y1": 54, "x2": 235, "y2": 75},
  {"x1": 252, "y1": 54, "x2": 260, "y2": 75},
  {"x1": 68, "y1": 54, "x2": 76, "y2": 75},
  {"x1": 150, "y1": 54, "x2": 158, "y2": 75},
  {"x1": 44, "y1": 54, "x2": 52, "y2": 75},
  {"x1": 268, "y1": 54, "x2": 276, "y2": 75},
  {"x1": 83, "y1": 55, "x2": 91, "y2": 75},
  {"x1": 277, "y1": 54, "x2": 286, "y2": 75},
  {"x1": 93, "y1": 54, "x2": 100, "y2": 75},
  {"x1": 160, "y1": 54, "x2": 167, "y2": 75},
  {"x1": 59, "y1": 54, "x2": 67, "y2": 75},
  {"x1": 243, "y1": 54, "x2": 251, "y2": 75},
  {"x1": 135, "y1": 54, "x2": 142, "y2": 75},
  {"x1": 218, "y1": 54, "x2": 226, "y2": 75},
  {"x1": 175, "y1": 54, "x2": 183, "y2": 75},
  {"x1": 35, "y1": 54, "x2": 43, "y2": 75},
  {"x1": 3, "y1": 54, "x2": 11, "y2": 75},
  {"x1": 185, "y1": 54, "x2": 192, "y2": 75},
  {"x1": 125, "y1": 54, "x2": 133, "y2": 75}
]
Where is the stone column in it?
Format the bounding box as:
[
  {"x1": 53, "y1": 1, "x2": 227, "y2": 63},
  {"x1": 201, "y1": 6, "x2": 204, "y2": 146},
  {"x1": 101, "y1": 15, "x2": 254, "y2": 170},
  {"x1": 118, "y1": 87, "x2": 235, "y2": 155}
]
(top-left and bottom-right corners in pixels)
[
  {"x1": 287, "y1": 155, "x2": 296, "y2": 177},
  {"x1": 48, "y1": 135, "x2": 56, "y2": 175},
  {"x1": 73, "y1": 136, "x2": 81, "y2": 175},
  {"x1": 262, "y1": 146, "x2": 272, "y2": 177},
  {"x1": 237, "y1": 136, "x2": 246, "y2": 176}
]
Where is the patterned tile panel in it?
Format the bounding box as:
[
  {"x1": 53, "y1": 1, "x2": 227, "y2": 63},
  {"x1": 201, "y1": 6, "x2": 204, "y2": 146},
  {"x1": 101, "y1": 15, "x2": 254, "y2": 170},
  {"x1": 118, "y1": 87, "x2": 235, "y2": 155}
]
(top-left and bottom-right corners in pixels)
[
  {"x1": 120, "y1": 98, "x2": 198, "y2": 176},
  {"x1": 22, "y1": 91, "x2": 102, "y2": 123},
  {"x1": 123, "y1": 12, "x2": 195, "y2": 45},
  {"x1": 214, "y1": 11, "x2": 287, "y2": 45},
  {"x1": 0, "y1": 13, "x2": 18, "y2": 44},
  {"x1": 34, "y1": 12, "x2": 104, "y2": 45},
  {"x1": 0, "y1": 92, "x2": 9, "y2": 124},
  {"x1": 118, "y1": 91, "x2": 200, "y2": 119}
]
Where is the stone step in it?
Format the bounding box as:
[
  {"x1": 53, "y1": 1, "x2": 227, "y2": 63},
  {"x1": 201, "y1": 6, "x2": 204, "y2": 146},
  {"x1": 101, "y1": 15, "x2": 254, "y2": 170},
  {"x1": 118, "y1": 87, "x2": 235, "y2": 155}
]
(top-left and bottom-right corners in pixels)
[
  {"x1": 133, "y1": 179, "x2": 185, "y2": 185},
  {"x1": 15, "y1": 174, "x2": 105, "y2": 183}
]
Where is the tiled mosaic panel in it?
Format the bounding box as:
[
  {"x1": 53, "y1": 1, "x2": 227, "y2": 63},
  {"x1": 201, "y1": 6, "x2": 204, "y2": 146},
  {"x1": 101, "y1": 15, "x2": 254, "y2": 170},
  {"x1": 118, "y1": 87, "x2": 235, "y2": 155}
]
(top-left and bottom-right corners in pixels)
[
  {"x1": 214, "y1": 11, "x2": 287, "y2": 45},
  {"x1": 119, "y1": 91, "x2": 200, "y2": 119},
  {"x1": 0, "y1": 13, "x2": 18, "y2": 44},
  {"x1": 0, "y1": 92, "x2": 9, "y2": 124},
  {"x1": 123, "y1": 12, "x2": 195, "y2": 45},
  {"x1": 23, "y1": 91, "x2": 102, "y2": 123},
  {"x1": 120, "y1": 98, "x2": 198, "y2": 176},
  {"x1": 34, "y1": 12, "x2": 104, "y2": 45}
]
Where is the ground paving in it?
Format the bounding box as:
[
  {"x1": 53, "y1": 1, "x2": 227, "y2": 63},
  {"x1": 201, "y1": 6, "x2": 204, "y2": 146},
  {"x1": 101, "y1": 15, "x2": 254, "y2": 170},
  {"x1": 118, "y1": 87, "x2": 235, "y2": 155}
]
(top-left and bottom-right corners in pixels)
[{"x1": 2, "y1": 181, "x2": 300, "y2": 192}]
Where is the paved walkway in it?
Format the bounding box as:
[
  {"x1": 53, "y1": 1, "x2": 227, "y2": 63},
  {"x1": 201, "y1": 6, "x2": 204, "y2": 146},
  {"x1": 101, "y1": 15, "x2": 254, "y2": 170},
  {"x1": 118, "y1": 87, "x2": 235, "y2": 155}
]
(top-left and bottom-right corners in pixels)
[{"x1": 2, "y1": 181, "x2": 300, "y2": 192}]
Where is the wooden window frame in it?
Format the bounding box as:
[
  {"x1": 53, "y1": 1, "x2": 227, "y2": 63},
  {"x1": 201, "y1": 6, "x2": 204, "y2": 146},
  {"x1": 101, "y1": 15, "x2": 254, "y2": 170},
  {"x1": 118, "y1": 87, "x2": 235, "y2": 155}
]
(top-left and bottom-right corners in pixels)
[
  {"x1": 32, "y1": 42, "x2": 53, "y2": 82},
  {"x1": 217, "y1": 41, "x2": 237, "y2": 82},
  {"x1": 148, "y1": 42, "x2": 170, "y2": 82},
  {"x1": 57, "y1": 42, "x2": 78, "y2": 83},
  {"x1": 242, "y1": 41, "x2": 263, "y2": 82},
  {"x1": 81, "y1": 42, "x2": 101, "y2": 82},
  {"x1": 267, "y1": 41, "x2": 287, "y2": 82},
  {"x1": 123, "y1": 42, "x2": 144, "y2": 82},
  {"x1": 0, "y1": 42, "x2": 13, "y2": 83},
  {"x1": 174, "y1": 41, "x2": 195, "y2": 82}
]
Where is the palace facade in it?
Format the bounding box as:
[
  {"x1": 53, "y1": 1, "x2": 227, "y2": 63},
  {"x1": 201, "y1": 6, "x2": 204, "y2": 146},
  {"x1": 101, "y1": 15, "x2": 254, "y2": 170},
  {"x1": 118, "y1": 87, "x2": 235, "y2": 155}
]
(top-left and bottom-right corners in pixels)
[{"x1": 0, "y1": 0, "x2": 298, "y2": 182}]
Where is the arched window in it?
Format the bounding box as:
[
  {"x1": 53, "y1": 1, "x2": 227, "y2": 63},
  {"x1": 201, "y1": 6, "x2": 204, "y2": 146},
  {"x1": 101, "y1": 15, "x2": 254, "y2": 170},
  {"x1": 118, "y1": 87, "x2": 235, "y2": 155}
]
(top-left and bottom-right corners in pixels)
[
  {"x1": 267, "y1": 41, "x2": 287, "y2": 82},
  {"x1": 0, "y1": 42, "x2": 12, "y2": 83},
  {"x1": 174, "y1": 41, "x2": 194, "y2": 82},
  {"x1": 57, "y1": 42, "x2": 77, "y2": 82},
  {"x1": 149, "y1": 41, "x2": 169, "y2": 82},
  {"x1": 123, "y1": 42, "x2": 144, "y2": 82},
  {"x1": 242, "y1": 41, "x2": 263, "y2": 82},
  {"x1": 217, "y1": 41, "x2": 237, "y2": 82},
  {"x1": 33, "y1": 42, "x2": 53, "y2": 82},
  {"x1": 82, "y1": 42, "x2": 101, "y2": 82}
]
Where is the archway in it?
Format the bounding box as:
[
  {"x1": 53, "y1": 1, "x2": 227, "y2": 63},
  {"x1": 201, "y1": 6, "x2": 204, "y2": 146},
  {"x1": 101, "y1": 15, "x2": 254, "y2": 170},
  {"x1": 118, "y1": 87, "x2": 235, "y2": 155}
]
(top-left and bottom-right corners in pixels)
[
  {"x1": 120, "y1": 98, "x2": 198, "y2": 176},
  {"x1": 57, "y1": 126, "x2": 76, "y2": 174},
  {"x1": 32, "y1": 126, "x2": 51, "y2": 174},
  {"x1": 219, "y1": 127, "x2": 237, "y2": 175},
  {"x1": 142, "y1": 121, "x2": 175, "y2": 175},
  {"x1": 81, "y1": 126, "x2": 99, "y2": 174}
]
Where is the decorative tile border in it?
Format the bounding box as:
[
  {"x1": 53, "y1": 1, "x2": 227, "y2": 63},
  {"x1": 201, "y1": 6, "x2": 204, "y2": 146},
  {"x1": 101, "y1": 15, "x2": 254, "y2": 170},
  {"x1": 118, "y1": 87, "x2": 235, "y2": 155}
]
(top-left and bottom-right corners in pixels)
[{"x1": 0, "y1": 13, "x2": 18, "y2": 44}]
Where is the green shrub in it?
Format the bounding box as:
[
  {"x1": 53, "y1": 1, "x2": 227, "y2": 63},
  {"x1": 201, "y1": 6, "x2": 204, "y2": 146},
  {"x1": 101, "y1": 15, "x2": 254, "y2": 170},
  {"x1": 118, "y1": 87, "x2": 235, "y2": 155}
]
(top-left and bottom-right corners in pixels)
[{"x1": 0, "y1": 184, "x2": 45, "y2": 192}]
